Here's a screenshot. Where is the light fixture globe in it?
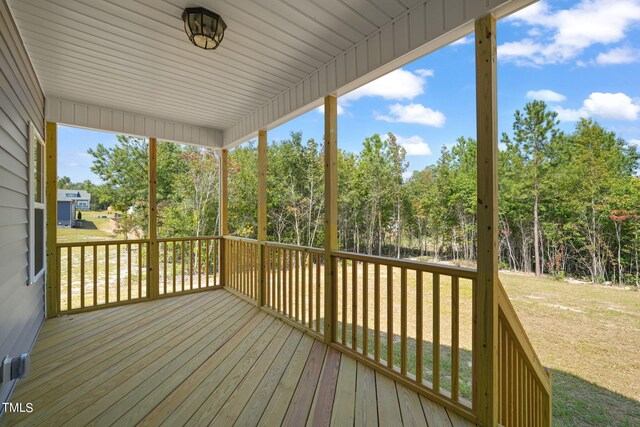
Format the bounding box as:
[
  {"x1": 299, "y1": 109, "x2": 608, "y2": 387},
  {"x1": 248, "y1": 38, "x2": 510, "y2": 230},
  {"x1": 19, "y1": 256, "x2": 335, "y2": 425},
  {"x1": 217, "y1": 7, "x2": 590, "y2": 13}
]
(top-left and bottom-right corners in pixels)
[{"x1": 182, "y1": 7, "x2": 227, "y2": 50}]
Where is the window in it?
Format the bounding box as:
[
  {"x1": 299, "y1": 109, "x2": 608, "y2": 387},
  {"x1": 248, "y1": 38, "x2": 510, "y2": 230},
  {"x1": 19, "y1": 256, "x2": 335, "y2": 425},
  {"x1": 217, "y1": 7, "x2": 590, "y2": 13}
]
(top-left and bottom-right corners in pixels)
[{"x1": 29, "y1": 122, "x2": 45, "y2": 284}]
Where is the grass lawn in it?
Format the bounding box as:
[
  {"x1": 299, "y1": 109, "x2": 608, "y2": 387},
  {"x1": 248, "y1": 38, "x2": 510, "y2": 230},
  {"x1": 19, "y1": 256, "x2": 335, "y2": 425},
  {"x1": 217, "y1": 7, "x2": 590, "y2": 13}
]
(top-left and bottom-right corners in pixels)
[
  {"x1": 501, "y1": 273, "x2": 640, "y2": 426},
  {"x1": 57, "y1": 210, "x2": 115, "y2": 243}
]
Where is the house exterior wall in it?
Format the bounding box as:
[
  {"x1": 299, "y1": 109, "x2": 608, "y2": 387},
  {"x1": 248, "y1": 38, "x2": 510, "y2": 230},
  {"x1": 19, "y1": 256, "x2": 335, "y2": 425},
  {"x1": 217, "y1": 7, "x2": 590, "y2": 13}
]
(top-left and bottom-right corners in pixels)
[{"x1": 0, "y1": 0, "x2": 45, "y2": 409}]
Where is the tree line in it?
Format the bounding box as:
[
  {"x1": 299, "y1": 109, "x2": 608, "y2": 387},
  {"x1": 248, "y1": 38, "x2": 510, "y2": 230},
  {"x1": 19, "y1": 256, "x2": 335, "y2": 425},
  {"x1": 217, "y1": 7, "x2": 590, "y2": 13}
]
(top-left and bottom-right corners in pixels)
[
  {"x1": 61, "y1": 101, "x2": 640, "y2": 285},
  {"x1": 227, "y1": 101, "x2": 640, "y2": 285}
]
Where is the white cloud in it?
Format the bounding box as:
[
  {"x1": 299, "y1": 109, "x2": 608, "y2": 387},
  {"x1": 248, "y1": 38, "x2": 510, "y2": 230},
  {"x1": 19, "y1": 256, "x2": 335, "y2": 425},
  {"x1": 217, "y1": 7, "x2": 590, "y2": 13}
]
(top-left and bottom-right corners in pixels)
[
  {"x1": 342, "y1": 68, "x2": 433, "y2": 103},
  {"x1": 316, "y1": 68, "x2": 434, "y2": 115},
  {"x1": 500, "y1": 0, "x2": 640, "y2": 65},
  {"x1": 629, "y1": 138, "x2": 640, "y2": 146},
  {"x1": 554, "y1": 92, "x2": 640, "y2": 121},
  {"x1": 395, "y1": 135, "x2": 432, "y2": 156},
  {"x1": 376, "y1": 103, "x2": 446, "y2": 127},
  {"x1": 526, "y1": 89, "x2": 567, "y2": 102},
  {"x1": 316, "y1": 104, "x2": 345, "y2": 115},
  {"x1": 596, "y1": 47, "x2": 640, "y2": 64}
]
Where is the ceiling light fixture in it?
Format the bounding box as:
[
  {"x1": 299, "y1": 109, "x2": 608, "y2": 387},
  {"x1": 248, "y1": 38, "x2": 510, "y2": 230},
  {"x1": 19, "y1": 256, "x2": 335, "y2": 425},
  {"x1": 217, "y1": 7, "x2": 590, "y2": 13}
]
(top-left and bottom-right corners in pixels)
[{"x1": 182, "y1": 7, "x2": 227, "y2": 50}]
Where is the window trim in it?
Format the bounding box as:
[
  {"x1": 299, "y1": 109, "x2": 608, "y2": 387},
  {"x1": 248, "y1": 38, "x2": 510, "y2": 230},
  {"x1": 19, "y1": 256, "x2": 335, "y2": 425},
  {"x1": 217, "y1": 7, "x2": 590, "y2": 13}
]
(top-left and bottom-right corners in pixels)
[{"x1": 29, "y1": 121, "x2": 46, "y2": 285}]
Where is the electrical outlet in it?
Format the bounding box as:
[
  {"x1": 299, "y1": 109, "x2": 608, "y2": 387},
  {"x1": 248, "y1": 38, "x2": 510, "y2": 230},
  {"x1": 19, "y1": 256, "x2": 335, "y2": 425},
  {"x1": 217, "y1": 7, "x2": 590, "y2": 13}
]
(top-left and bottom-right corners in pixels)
[{"x1": 0, "y1": 354, "x2": 29, "y2": 383}]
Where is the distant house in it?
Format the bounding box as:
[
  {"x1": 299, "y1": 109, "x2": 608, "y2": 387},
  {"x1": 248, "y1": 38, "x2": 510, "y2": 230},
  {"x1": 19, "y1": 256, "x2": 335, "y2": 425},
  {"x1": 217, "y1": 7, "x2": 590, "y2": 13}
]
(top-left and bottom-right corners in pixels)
[
  {"x1": 58, "y1": 189, "x2": 91, "y2": 210},
  {"x1": 57, "y1": 199, "x2": 76, "y2": 227}
]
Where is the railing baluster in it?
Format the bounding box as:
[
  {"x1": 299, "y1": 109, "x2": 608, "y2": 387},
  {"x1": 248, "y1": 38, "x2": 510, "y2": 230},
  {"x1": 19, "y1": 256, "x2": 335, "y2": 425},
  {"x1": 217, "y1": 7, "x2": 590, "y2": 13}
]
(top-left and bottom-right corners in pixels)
[
  {"x1": 400, "y1": 267, "x2": 407, "y2": 376},
  {"x1": 116, "y1": 243, "x2": 121, "y2": 302},
  {"x1": 190, "y1": 240, "x2": 195, "y2": 290},
  {"x1": 387, "y1": 264, "x2": 393, "y2": 369},
  {"x1": 341, "y1": 258, "x2": 347, "y2": 346},
  {"x1": 198, "y1": 239, "x2": 202, "y2": 289},
  {"x1": 138, "y1": 242, "x2": 143, "y2": 298},
  {"x1": 67, "y1": 246, "x2": 72, "y2": 310},
  {"x1": 214, "y1": 239, "x2": 218, "y2": 286},
  {"x1": 80, "y1": 246, "x2": 85, "y2": 309},
  {"x1": 416, "y1": 271, "x2": 423, "y2": 384},
  {"x1": 105, "y1": 244, "x2": 109, "y2": 305},
  {"x1": 128, "y1": 243, "x2": 132, "y2": 300},
  {"x1": 273, "y1": 248, "x2": 277, "y2": 310},
  {"x1": 433, "y1": 272, "x2": 440, "y2": 393},
  {"x1": 158, "y1": 242, "x2": 169, "y2": 295},
  {"x1": 181, "y1": 241, "x2": 186, "y2": 292},
  {"x1": 351, "y1": 259, "x2": 357, "y2": 351},
  {"x1": 301, "y1": 251, "x2": 306, "y2": 324},
  {"x1": 316, "y1": 255, "x2": 321, "y2": 332},
  {"x1": 374, "y1": 263, "x2": 380, "y2": 363},
  {"x1": 93, "y1": 245, "x2": 97, "y2": 307},
  {"x1": 295, "y1": 251, "x2": 300, "y2": 321},
  {"x1": 452, "y1": 276, "x2": 460, "y2": 401},
  {"x1": 308, "y1": 252, "x2": 313, "y2": 329},
  {"x1": 171, "y1": 240, "x2": 177, "y2": 292},
  {"x1": 288, "y1": 249, "x2": 293, "y2": 317},
  {"x1": 57, "y1": 247, "x2": 62, "y2": 313},
  {"x1": 362, "y1": 261, "x2": 368, "y2": 357}
]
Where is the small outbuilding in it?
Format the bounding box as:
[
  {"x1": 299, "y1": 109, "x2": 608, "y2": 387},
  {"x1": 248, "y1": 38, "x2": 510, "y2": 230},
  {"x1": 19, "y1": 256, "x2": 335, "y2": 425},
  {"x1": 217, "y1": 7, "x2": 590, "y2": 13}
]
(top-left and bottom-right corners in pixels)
[{"x1": 57, "y1": 199, "x2": 76, "y2": 227}]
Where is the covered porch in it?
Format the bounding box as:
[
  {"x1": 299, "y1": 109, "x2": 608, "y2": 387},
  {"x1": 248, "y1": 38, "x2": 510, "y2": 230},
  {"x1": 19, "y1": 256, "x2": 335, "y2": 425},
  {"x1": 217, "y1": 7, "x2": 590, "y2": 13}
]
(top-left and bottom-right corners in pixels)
[{"x1": 0, "y1": 0, "x2": 550, "y2": 425}]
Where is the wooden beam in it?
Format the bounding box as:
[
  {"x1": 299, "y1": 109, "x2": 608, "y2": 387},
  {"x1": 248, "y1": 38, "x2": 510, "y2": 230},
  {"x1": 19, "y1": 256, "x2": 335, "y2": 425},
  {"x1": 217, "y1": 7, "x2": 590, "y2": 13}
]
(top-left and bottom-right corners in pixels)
[
  {"x1": 323, "y1": 95, "x2": 338, "y2": 345},
  {"x1": 219, "y1": 149, "x2": 228, "y2": 286},
  {"x1": 257, "y1": 130, "x2": 268, "y2": 306},
  {"x1": 45, "y1": 122, "x2": 58, "y2": 318},
  {"x1": 148, "y1": 137, "x2": 159, "y2": 299},
  {"x1": 474, "y1": 14, "x2": 499, "y2": 427}
]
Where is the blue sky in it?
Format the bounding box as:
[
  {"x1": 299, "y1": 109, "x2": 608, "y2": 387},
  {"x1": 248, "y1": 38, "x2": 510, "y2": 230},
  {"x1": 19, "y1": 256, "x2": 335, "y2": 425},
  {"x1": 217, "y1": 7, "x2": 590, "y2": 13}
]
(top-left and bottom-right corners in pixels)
[{"x1": 59, "y1": 0, "x2": 640, "y2": 183}]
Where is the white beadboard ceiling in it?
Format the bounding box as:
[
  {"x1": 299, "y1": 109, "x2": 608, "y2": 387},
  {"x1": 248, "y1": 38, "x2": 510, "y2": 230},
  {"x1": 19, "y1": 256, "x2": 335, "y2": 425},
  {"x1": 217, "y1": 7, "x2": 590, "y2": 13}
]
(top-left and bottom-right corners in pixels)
[{"x1": 7, "y1": 0, "x2": 533, "y2": 148}]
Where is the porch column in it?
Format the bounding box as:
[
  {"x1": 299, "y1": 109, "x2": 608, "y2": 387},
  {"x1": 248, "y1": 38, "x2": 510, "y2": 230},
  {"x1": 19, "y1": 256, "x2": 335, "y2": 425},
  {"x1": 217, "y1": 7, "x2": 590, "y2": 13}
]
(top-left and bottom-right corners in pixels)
[
  {"x1": 148, "y1": 137, "x2": 159, "y2": 299},
  {"x1": 474, "y1": 14, "x2": 499, "y2": 427},
  {"x1": 323, "y1": 95, "x2": 338, "y2": 344},
  {"x1": 219, "y1": 149, "x2": 228, "y2": 286},
  {"x1": 257, "y1": 130, "x2": 267, "y2": 306},
  {"x1": 45, "y1": 122, "x2": 58, "y2": 318}
]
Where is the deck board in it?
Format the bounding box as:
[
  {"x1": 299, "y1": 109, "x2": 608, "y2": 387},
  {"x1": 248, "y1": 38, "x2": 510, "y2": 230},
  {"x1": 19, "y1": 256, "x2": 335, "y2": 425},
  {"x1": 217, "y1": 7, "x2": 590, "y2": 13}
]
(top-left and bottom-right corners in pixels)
[{"x1": 0, "y1": 289, "x2": 475, "y2": 426}]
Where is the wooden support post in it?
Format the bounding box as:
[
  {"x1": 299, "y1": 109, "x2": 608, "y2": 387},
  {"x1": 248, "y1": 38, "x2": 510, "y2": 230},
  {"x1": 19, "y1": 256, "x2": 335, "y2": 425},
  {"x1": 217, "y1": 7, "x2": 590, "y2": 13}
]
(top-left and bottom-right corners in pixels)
[
  {"x1": 45, "y1": 122, "x2": 58, "y2": 318},
  {"x1": 148, "y1": 137, "x2": 159, "y2": 299},
  {"x1": 323, "y1": 95, "x2": 338, "y2": 344},
  {"x1": 257, "y1": 130, "x2": 267, "y2": 306},
  {"x1": 219, "y1": 149, "x2": 229, "y2": 286},
  {"x1": 474, "y1": 14, "x2": 499, "y2": 427}
]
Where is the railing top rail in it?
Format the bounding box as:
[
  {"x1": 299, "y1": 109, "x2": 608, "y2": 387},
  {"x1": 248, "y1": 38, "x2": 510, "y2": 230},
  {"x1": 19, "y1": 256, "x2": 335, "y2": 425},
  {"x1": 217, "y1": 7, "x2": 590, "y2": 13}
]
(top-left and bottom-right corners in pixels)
[
  {"x1": 157, "y1": 236, "x2": 221, "y2": 242},
  {"x1": 264, "y1": 241, "x2": 324, "y2": 254},
  {"x1": 331, "y1": 250, "x2": 477, "y2": 280},
  {"x1": 498, "y1": 280, "x2": 551, "y2": 394},
  {"x1": 224, "y1": 235, "x2": 259, "y2": 243},
  {"x1": 56, "y1": 239, "x2": 149, "y2": 248}
]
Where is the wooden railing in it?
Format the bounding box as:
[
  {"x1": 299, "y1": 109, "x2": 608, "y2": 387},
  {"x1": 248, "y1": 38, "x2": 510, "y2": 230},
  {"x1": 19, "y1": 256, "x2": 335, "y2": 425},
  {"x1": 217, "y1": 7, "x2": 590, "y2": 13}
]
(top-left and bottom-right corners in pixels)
[
  {"x1": 55, "y1": 236, "x2": 221, "y2": 313},
  {"x1": 498, "y1": 280, "x2": 552, "y2": 427},
  {"x1": 331, "y1": 251, "x2": 477, "y2": 417},
  {"x1": 158, "y1": 236, "x2": 221, "y2": 295},
  {"x1": 55, "y1": 235, "x2": 551, "y2": 425},
  {"x1": 263, "y1": 242, "x2": 325, "y2": 337},
  {"x1": 57, "y1": 239, "x2": 149, "y2": 313},
  {"x1": 224, "y1": 236, "x2": 260, "y2": 300}
]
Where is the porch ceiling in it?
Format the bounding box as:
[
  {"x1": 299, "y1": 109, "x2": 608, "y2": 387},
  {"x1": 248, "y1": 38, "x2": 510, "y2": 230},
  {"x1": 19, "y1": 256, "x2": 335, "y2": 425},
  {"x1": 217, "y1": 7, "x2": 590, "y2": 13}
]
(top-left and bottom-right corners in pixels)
[{"x1": 8, "y1": 0, "x2": 533, "y2": 148}]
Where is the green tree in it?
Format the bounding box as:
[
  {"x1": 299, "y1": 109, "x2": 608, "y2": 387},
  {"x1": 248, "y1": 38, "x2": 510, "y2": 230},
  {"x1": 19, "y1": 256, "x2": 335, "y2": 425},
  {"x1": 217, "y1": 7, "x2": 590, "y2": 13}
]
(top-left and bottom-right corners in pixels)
[{"x1": 502, "y1": 101, "x2": 561, "y2": 276}]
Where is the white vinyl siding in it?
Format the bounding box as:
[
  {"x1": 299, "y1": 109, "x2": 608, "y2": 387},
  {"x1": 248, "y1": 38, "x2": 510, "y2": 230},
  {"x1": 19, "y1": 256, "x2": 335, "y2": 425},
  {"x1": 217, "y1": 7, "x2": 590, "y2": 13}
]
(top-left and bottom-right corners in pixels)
[{"x1": 0, "y1": 0, "x2": 45, "y2": 408}]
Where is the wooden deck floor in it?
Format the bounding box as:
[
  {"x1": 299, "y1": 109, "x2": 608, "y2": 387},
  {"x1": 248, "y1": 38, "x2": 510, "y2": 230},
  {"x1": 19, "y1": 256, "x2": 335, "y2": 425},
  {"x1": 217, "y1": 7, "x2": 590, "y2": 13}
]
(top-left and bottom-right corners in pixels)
[{"x1": 1, "y1": 290, "x2": 473, "y2": 426}]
